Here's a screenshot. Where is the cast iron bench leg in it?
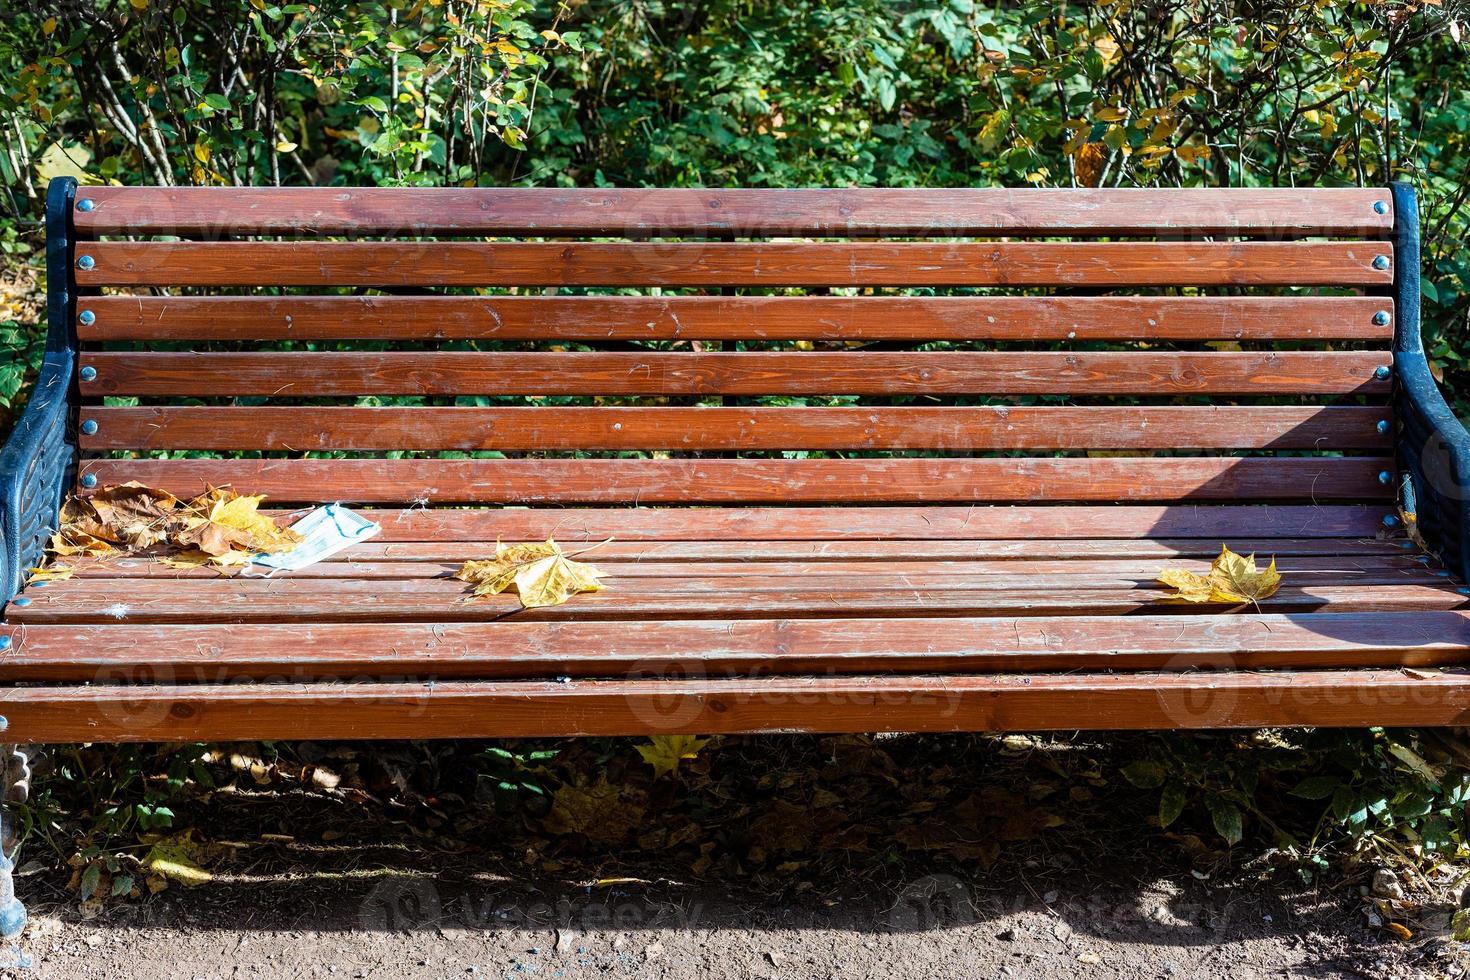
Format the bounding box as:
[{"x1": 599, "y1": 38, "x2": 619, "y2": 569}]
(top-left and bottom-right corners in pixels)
[{"x1": 0, "y1": 744, "x2": 30, "y2": 938}]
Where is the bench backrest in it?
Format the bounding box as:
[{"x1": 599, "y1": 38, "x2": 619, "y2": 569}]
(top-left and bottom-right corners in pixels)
[{"x1": 62, "y1": 186, "x2": 1398, "y2": 509}]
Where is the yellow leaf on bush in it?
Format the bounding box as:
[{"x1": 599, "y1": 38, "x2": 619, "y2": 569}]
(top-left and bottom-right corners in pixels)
[
  {"x1": 636, "y1": 735, "x2": 711, "y2": 779},
  {"x1": 1158, "y1": 545, "x2": 1281, "y2": 605},
  {"x1": 456, "y1": 538, "x2": 606, "y2": 608}
]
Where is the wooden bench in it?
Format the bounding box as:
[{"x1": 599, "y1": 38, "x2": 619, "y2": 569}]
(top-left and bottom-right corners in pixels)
[{"x1": 1, "y1": 178, "x2": 1468, "y2": 932}]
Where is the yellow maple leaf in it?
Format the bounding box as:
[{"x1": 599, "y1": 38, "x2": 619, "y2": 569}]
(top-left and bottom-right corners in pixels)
[
  {"x1": 456, "y1": 539, "x2": 606, "y2": 608},
  {"x1": 636, "y1": 735, "x2": 711, "y2": 779},
  {"x1": 27, "y1": 564, "x2": 73, "y2": 584},
  {"x1": 177, "y1": 488, "x2": 302, "y2": 557},
  {"x1": 1157, "y1": 545, "x2": 1281, "y2": 605}
]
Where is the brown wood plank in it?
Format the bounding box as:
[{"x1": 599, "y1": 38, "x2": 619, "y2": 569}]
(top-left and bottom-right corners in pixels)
[
  {"x1": 75, "y1": 295, "x2": 1396, "y2": 343},
  {"x1": 73, "y1": 537, "x2": 1411, "y2": 565},
  {"x1": 79, "y1": 351, "x2": 1394, "y2": 397},
  {"x1": 74, "y1": 241, "x2": 1395, "y2": 287},
  {"x1": 64, "y1": 555, "x2": 1431, "y2": 581},
  {"x1": 1, "y1": 612, "x2": 1463, "y2": 684},
  {"x1": 81, "y1": 405, "x2": 1394, "y2": 453},
  {"x1": 77, "y1": 457, "x2": 1394, "y2": 505},
  {"x1": 8, "y1": 581, "x2": 1460, "y2": 624},
  {"x1": 0, "y1": 669, "x2": 1461, "y2": 744},
  {"x1": 275, "y1": 506, "x2": 1396, "y2": 542},
  {"x1": 71, "y1": 186, "x2": 1395, "y2": 238}
]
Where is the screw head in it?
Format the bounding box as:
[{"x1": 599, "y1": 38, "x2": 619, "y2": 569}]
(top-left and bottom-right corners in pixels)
[
  {"x1": 80, "y1": 419, "x2": 98, "y2": 436},
  {"x1": 77, "y1": 198, "x2": 95, "y2": 212},
  {"x1": 77, "y1": 254, "x2": 95, "y2": 271},
  {"x1": 1437, "y1": 569, "x2": 1452, "y2": 577},
  {"x1": 1374, "y1": 365, "x2": 1391, "y2": 380},
  {"x1": 0, "y1": 636, "x2": 9, "y2": 651},
  {"x1": 11, "y1": 597, "x2": 29, "y2": 607},
  {"x1": 1377, "y1": 420, "x2": 1391, "y2": 435},
  {"x1": 1383, "y1": 514, "x2": 1399, "y2": 528},
  {"x1": 78, "y1": 309, "x2": 96, "y2": 326},
  {"x1": 1372, "y1": 255, "x2": 1390, "y2": 271},
  {"x1": 79, "y1": 365, "x2": 96, "y2": 382},
  {"x1": 1460, "y1": 588, "x2": 1470, "y2": 596},
  {"x1": 1378, "y1": 470, "x2": 1392, "y2": 485},
  {"x1": 1373, "y1": 311, "x2": 1391, "y2": 326},
  {"x1": 1373, "y1": 200, "x2": 1388, "y2": 215},
  {"x1": 0, "y1": 715, "x2": 7, "y2": 733},
  {"x1": 28, "y1": 580, "x2": 46, "y2": 589},
  {"x1": 80, "y1": 473, "x2": 97, "y2": 489}
]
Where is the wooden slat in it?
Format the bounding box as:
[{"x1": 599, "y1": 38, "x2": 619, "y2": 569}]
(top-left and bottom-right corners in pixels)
[
  {"x1": 70, "y1": 186, "x2": 1395, "y2": 238},
  {"x1": 7, "y1": 581, "x2": 1459, "y2": 624},
  {"x1": 2, "y1": 612, "x2": 1464, "y2": 683},
  {"x1": 0, "y1": 669, "x2": 1462, "y2": 743},
  {"x1": 63, "y1": 555, "x2": 1431, "y2": 580},
  {"x1": 81, "y1": 405, "x2": 1394, "y2": 452},
  {"x1": 79, "y1": 351, "x2": 1394, "y2": 397},
  {"x1": 75, "y1": 295, "x2": 1396, "y2": 342},
  {"x1": 74, "y1": 241, "x2": 1395, "y2": 287},
  {"x1": 282, "y1": 506, "x2": 1396, "y2": 542},
  {"x1": 78, "y1": 458, "x2": 1394, "y2": 505}
]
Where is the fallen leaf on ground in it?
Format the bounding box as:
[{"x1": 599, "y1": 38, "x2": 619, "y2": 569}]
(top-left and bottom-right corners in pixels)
[
  {"x1": 143, "y1": 832, "x2": 213, "y2": 887},
  {"x1": 1157, "y1": 544, "x2": 1281, "y2": 605},
  {"x1": 456, "y1": 538, "x2": 606, "y2": 608},
  {"x1": 636, "y1": 735, "x2": 711, "y2": 779}
]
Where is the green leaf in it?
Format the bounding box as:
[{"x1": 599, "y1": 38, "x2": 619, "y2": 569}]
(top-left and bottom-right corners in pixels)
[
  {"x1": 1159, "y1": 782, "x2": 1188, "y2": 829},
  {"x1": 202, "y1": 93, "x2": 230, "y2": 112},
  {"x1": 1289, "y1": 776, "x2": 1339, "y2": 800},
  {"x1": 1122, "y1": 760, "x2": 1167, "y2": 790},
  {"x1": 1206, "y1": 796, "x2": 1244, "y2": 845},
  {"x1": 79, "y1": 861, "x2": 102, "y2": 901},
  {"x1": 358, "y1": 95, "x2": 389, "y2": 113}
]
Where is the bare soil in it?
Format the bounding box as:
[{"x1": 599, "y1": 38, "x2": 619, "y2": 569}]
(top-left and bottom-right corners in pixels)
[{"x1": 2, "y1": 734, "x2": 1467, "y2": 979}]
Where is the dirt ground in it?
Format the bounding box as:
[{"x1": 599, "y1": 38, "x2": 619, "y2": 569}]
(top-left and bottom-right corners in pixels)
[{"x1": 1, "y1": 734, "x2": 1468, "y2": 979}]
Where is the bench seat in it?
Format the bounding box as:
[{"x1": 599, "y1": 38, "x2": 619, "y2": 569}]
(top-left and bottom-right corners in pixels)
[{"x1": 6, "y1": 503, "x2": 1470, "y2": 740}]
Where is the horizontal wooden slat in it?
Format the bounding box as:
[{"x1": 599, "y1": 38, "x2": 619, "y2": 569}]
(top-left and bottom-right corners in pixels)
[
  {"x1": 80, "y1": 351, "x2": 1394, "y2": 397},
  {"x1": 70, "y1": 186, "x2": 1395, "y2": 238},
  {"x1": 74, "y1": 295, "x2": 1396, "y2": 342},
  {"x1": 276, "y1": 506, "x2": 1395, "y2": 542},
  {"x1": 0, "y1": 612, "x2": 1462, "y2": 683},
  {"x1": 8, "y1": 580, "x2": 1457, "y2": 624},
  {"x1": 78, "y1": 458, "x2": 1393, "y2": 504},
  {"x1": 64, "y1": 555, "x2": 1431, "y2": 581},
  {"x1": 74, "y1": 241, "x2": 1395, "y2": 287},
  {"x1": 81, "y1": 405, "x2": 1394, "y2": 452},
  {"x1": 0, "y1": 669, "x2": 1462, "y2": 743}
]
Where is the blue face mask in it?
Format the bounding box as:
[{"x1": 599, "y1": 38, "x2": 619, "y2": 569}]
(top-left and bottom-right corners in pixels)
[{"x1": 251, "y1": 503, "x2": 380, "y2": 572}]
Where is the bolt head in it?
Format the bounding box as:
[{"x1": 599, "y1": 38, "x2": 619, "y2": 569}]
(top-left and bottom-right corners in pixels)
[
  {"x1": 1378, "y1": 470, "x2": 1392, "y2": 485},
  {"x1": 80, "y1": 419, "x2": 98, "y2": 436},
  {"x1": 77, "y1": 254, "x2": 95, "y2": 271},
  {"x1": 1373, "y1": 311, "x2": 1391, "y2": 326},
  {"x1": 1376, "y1": 420, "x2": 1391, "y2": 435},
  {"x1": 80, "y1": 365, "x2": 96, "y2": 382},
  {"x1": 1373, "y1": 200, "x2": 1388, "y2": 215},
  {"x1": 11, "y1": 597, "x2": 29, "y2": 607},
  {"x1": 1372, "y1": 255, "x2": 1391, "y2": 271},
  {"x1": 0, "y1": 636, "x2": 9, "y2": 651},
  {"x1": 80, "y1": 473, "x2": 97, "y2": 489},
  {"x1": 77, "y1": 198, "x2": 95, "y2": 212},
  {"x1": 1383, "y1": 514, "x2": 1399, "y2": 528},
  {"x1": 1460, "y1": 588, "x2": 1470, "y2": 596},
  {"x1": 79, "y1": 309, "x2": 96, "y2": 326},
  {"x1": 1374, "y1": 365, "x2": 1391, "y2": 381}
]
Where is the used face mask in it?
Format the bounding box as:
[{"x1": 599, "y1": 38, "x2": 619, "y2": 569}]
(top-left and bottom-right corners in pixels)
[{"x1": 251, "y1": 503, "x2": 381, "y2": 572}]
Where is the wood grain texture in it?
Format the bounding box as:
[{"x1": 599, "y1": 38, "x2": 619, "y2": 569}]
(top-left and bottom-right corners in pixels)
[
  {"x1": 1, "y1": 670, "x2": 1463, "y2": 744},
  {"x1": 8, "y1": 581, "x2": 1459, "y2": 624},
  {"x1": 77, "y1": 457, "x2": 1394, "y2": 504},
  {"x1": 75, "y1": 295, "x2": 1396, "y2": 342},
  {"x1": 279, "y1": 505, "x2": 1395, "y2": 541},
  {"x1": 2, "y1": 612, "x2": 1464, "y2": 682},
  {"x1": 70, "y1": 186, "x2": 1395, "y2": 238},
  {"x1": 79, "y1": 351, "x2": 1394, "y2": 397},
  {"x1": 74, "y1": 241, "x2": 1395, "y2": 287},
  {"x1": 81, "y1": 405, "x2": 1395, "y2": 452}
]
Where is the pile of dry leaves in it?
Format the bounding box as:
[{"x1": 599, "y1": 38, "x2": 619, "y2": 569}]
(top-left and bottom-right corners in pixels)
[{"x1": 36, "y1": 481, "x2": 303, "y2": 582}]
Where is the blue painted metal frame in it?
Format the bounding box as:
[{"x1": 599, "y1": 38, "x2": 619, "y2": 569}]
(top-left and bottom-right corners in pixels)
[
  {"x1": 1391, "y1": 180, "x2": 1470, "y2": 582},
  {"x1": 0, "y1": 177, "x2": 80, "y2": 609}
]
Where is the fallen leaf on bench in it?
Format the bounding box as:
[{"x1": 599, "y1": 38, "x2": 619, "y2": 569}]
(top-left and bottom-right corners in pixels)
[
  {"x1": 43, "y1": 481, "x2": 303, "y2": 574},
  {"x1": 636, "y1": 735, "x2": 711, "y2": 779},
  {"x1": 456, "y1": 538, "x2": 606, "y2": 608},
  {"x1": 26, "y1": 564, "x2": 73, "y2": 584},
  {"x1": 1157, "y1": 544, "x2": 1281, "y2": 605}
]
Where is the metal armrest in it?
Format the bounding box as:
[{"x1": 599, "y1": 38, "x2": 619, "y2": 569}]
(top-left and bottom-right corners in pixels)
[{"x1": 0, "y1": 178, "x2": 79, "y2": 606}]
